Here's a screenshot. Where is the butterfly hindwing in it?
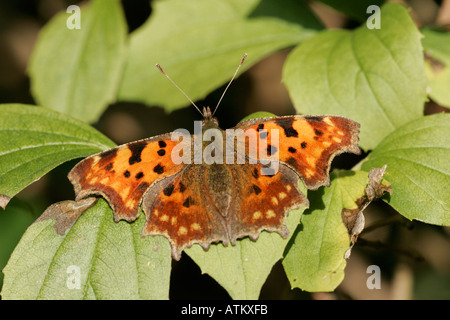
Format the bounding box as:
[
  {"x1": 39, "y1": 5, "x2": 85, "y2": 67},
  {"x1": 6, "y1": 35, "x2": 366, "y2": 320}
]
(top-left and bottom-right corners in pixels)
[
  {"x1": 229, "y1": 163, "x2": 308, "y2": 244},
  {"x1": 141, "y1": 165, "x2": 229, "y2": 260}
]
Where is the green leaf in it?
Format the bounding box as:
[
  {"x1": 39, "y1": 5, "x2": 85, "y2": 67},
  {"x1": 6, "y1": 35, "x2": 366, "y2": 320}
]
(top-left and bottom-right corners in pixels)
[
  {"x1": 1, "y1": 199, "x2": 171, "y2": 299},
  {"x1": 421, "y1": 28, "x2": 450, "y2": 108},
  {"x1": 362, "y1": 113, "x2": 450, "y2": 226},
  {"x1": 282, "y1": 170, "x2": 369, "y2": 292},
  {"x1": 0, "y1": 104, "x2": 115, "y2": 203},
  {"x1": 118, "y1": 0, "x2": 321, "y2": 111},
  {"x1": 239, "y1": 111, "x2": 277, "y2": 122},
  {"x1": 28, "y1": 0, "x2": 127, "y2": 123},
  {"x1": 283, "y1": 2, "x2": 426, "y2": 150}
]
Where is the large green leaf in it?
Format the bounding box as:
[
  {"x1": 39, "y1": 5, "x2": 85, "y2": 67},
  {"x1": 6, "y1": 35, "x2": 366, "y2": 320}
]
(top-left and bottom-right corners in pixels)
[
  {"x1": 362, "y1": 113, "x2": 450, "y2": 226},
  {"x1": 28, "y1": 0, "x2": 127, "y2": 123},
  {"x1": 421, "y1": 28, "x2": 450, "y2": 108},
  {"x1": 0, "y1": 104, "x2": 115, "y2": 206},
  {"x1": 282, "y1": 170, "x2": 369, "y2": 292},
  {"x1": 283, "y1": 3, "x2": 426, "y2": 150},
  {"x1": 1, "y1": 199, "x2": 171, "y2": 299},
  {"x1": 118, "y1": 0, "x2": 321, "y2": 111}
]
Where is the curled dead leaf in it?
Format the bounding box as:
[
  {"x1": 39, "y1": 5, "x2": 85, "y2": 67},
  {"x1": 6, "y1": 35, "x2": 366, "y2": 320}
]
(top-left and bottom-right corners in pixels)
[
  {"x1": 343, "y1": 165, "x2": 392, "y2": 259},
  {"x1": 0, "y1": 194, "x2": 11, "y2": 210},
  {"x1": 35, "y1": 197, "x2": 98, "y2": 235},
  {"x1": 366, "y1": 164, "x2": 392, "y2": 201}
]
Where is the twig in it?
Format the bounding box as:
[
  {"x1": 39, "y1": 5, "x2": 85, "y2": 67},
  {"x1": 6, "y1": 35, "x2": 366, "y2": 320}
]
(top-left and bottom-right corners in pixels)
[
  {"x1": 360, "y1": 215, "x2": 404, "y2": 235},
  {"x1": 357, "y1": 237, "x2": 425, "y2": 263}
]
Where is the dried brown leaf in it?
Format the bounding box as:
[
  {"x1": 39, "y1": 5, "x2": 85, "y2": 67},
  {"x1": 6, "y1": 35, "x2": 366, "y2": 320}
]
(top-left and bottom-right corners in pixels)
[
  {"x1": 343, "y1": 165, "x2": 392, "y2": 259},
  {"x1": 35, "y1": 197, "x2": 98, "y2": 235}
]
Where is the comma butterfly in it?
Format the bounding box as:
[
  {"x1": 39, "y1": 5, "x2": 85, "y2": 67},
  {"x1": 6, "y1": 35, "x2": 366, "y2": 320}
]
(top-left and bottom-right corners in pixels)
[{"x1": 68, "y1": 55, "x2": 361, "y2": 260}]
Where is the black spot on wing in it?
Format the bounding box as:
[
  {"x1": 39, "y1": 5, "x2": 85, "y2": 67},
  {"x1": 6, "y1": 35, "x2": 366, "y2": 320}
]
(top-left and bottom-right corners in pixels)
[
  {"x1": 305, "y1": 115, "x2": 324, "y2": 122},
  {"x1": 163, "y1": 183, "x2": 174, "y2": 197},
  {"x1": 100, "y1": 148, "x2": 118, "y2": 160},
  {"x1": 267, "y1": 145, "x2": 278, "y2": 156},
  {"x1": 183, "y1": 197, "x2": 195, "y2": 208},
  {"x1": 275, "y1": 118, "x2": 298, "y2": 137},
  {"x1": 252, "y1": 184, "x2": 262, "y2": 195},
  {"x1": 153, "y1": 164, "x2": 164, "y2": 174},
  {"x1": 135, "y1": 172, "x2": 144, "y2": 179},
  {"x1": 129, "y1": 141, "x2": 147, "y2": 165},
  {"x1": 252, "y1": 168, "x2": 259, "y2": 179},
  {"x1": 314, "y1": 129, "x2": 323, "y2": 136}
]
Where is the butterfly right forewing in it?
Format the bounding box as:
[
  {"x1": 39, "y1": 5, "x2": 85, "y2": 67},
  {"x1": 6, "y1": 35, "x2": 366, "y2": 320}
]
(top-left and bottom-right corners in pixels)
[{"x1": 68, "y1": 133, "x2": 184, "y2": 222}]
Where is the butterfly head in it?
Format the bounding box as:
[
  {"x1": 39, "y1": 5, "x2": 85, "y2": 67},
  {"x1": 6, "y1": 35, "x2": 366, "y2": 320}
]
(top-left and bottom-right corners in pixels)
[
  {"x1": 201, "y1": 106, "x2": 219, "y2": 128},
  {"x1": 202, "y1": 106, "x2": 212, "y2": 119}
]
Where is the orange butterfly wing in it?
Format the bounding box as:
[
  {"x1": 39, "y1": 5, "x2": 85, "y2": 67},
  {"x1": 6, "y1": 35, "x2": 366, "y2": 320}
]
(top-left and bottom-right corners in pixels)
[
  {"x1": 229, "y1": 163, "x2": 308, "y2": 244},
  {"x1": 141, "y1": 164, "x2": 230, "y2": 260},
  {"x1": 68, "y1": 134, "x2": 184, "y2": 222},
  {"x1": 234, "y1": 115, "x2": 361, "y2": 189}
]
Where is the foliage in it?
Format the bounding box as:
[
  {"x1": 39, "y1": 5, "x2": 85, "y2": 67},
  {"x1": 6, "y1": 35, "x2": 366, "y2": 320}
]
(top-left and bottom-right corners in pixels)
[{"x1": 0, "y1": 0, "x2": 449, "y2": 299}]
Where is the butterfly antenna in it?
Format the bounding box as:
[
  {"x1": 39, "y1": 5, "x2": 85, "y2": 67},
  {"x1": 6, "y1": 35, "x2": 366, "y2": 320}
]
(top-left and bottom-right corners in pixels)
[
  {"x1": 156, "y1": 64, "x2": 203, "y2": 116},
  {"x1": 212, "y1": 53, "x2": 247, "y2": 117}
]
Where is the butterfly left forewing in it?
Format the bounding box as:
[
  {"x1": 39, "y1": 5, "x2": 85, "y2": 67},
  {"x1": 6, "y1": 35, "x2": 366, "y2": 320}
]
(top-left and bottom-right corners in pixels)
[{"x1": 68, "y1": 133, "x2": 184, "y2": 222}]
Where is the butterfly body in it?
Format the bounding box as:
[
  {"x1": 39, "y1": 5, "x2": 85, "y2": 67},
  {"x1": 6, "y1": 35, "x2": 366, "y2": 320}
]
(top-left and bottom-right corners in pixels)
[{"x1": 69, "y1": 109, "x2": 360, "y2": 260}]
